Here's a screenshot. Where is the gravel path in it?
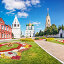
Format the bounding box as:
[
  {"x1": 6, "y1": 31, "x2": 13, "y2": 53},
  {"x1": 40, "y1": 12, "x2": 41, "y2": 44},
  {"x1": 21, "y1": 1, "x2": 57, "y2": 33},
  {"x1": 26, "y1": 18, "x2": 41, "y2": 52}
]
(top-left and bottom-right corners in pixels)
[{"x1": 35, "y1": 40, "x2": 64, "y2": 63}]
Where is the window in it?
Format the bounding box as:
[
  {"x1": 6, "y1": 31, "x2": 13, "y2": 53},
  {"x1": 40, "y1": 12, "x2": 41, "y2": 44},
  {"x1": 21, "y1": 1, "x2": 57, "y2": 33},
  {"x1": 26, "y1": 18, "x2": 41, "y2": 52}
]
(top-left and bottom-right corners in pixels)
[
  {"x1": 2, "y1": 33, "x2": 4, "y2": 38},
  {"x1": 2, "y1": 25, "x2": 3, "y2": 30},
  {"x1": 5, "y1": 26, "x2": 6, "y2": 30},
  {"x1": 7, "y1": 27, "x2": 8, "y2": 31},
  {"x1": 7, "y1": 34, "x2": 8, "y2": 38},
  {"x1": 14, "y1": 24, "x2": 16, "y2": 27},
  {"x1": 18, "y1": 24, "x2": 19, "y2": 27},
  {"x1": 5, "y1": 34, "x2": 6, "y2": 38}
]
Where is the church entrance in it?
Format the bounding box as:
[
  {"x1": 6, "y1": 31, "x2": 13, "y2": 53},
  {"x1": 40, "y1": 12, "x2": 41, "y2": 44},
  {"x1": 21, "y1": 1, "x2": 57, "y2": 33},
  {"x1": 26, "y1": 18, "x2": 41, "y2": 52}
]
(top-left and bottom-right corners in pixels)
[
  {"x1": 30, "y1": 35, "x2": 31, "y2": 37},
  {"x1": 60, "y1": 33, "x2": 62, "y2": 38}
]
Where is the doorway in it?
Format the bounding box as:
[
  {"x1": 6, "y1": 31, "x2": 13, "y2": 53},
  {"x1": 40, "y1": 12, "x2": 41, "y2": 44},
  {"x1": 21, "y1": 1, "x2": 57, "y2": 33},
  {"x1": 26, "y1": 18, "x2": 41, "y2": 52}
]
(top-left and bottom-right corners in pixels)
[{"x1": 60, "y1": 33, "x2": 62, "y2": 38}]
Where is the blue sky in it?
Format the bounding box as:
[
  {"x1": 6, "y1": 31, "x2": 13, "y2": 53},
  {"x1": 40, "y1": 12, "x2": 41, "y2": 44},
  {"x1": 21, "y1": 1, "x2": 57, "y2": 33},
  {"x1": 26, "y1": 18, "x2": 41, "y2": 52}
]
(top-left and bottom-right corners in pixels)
[{"x1": 0, "y1": 0, "x2": 64, "y2": 35}]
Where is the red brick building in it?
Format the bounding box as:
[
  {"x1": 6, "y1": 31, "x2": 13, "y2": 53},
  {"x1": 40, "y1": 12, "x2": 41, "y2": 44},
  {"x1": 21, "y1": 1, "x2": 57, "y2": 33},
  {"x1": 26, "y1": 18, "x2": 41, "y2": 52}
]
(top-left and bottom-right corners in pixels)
[{"x1": 0, "y1": 18, "x2": 12, "y2": 39}]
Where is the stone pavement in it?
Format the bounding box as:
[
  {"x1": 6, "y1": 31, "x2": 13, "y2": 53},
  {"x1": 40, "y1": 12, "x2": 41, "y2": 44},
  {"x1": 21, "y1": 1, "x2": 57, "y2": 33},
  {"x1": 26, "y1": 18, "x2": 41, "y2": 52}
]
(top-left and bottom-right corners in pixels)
[{"x1": 35, "y1": 40, "x2": 64, "y2": 63}]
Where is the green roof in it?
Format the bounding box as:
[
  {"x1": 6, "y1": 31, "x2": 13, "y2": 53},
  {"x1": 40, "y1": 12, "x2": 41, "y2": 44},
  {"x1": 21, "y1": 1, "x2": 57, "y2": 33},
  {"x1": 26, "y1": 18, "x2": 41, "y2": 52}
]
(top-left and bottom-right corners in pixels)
[{"x1": 26, "y1": 24, "x2": 29, "y2": 26}]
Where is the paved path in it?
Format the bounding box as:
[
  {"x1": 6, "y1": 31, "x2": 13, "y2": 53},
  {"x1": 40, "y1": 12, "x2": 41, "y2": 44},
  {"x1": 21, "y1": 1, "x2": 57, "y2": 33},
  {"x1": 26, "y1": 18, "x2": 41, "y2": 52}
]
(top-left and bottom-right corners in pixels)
[{"x1": 35, "y1": 40, "x2": 64, "y2": 63}]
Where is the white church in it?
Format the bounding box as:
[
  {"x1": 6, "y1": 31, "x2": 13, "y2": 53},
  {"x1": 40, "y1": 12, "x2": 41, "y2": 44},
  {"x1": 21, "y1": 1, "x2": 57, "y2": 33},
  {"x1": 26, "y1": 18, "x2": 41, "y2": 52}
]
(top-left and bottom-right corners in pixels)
[
  {"x1": 12, "y1": 15, "x2": 21, "y2": 38},
  {"x1": 25, "y1": 23, "x2": 35, "y2": 37}
]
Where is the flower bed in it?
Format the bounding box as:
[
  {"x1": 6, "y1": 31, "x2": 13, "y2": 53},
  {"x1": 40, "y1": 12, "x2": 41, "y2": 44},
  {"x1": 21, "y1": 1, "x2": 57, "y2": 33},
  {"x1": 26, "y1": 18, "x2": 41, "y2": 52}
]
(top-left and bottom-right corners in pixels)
[
  {"x1": 0, "y1": 42, "x2": 32, "y2": 60},
  {"x1": 56, "y1": 40, "x2": 64, "y2": 43},
  {"x1": 20, "y1": 38, "x2": 34, "y2": 42}
]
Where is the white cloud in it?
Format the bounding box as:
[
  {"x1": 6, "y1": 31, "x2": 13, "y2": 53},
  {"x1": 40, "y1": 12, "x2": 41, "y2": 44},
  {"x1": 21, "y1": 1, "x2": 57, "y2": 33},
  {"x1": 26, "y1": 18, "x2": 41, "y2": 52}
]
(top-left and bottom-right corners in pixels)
[
  {"x1": 32, "y1": 22, "x2": 40, "y2": 26},
  {"x1": 17, "y1": 12, "x2": 28, "y2": 18},
  {"x1": 6, "y1": 10, "x2": 15, "y2": 14},
  {"x1": 2, "y1": 0, "x2": 40, "y2": 18},
  {"x1": 2, "y1": 0, "x2": 40, "y2": 11},
  {"x1": 31, "y1": 0, "x2": 40, "y2": 5}
]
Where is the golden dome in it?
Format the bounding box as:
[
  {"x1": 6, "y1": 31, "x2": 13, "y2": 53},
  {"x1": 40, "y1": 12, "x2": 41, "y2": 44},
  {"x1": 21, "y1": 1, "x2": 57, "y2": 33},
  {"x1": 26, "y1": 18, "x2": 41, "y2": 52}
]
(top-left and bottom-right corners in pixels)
[{"x1": 29, "y1": 23, "x2": 32, "y2": 26}]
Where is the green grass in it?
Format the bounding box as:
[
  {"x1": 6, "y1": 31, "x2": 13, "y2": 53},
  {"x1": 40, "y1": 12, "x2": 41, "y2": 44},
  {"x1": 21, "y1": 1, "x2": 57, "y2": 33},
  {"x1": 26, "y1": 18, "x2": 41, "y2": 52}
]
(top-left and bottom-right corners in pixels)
[
  {"x1": 0, "y1": 44, "x2": 19, "y2": 51},
  {"x1": 0, "y1": 40, "x2": 61, "y2": 64}
]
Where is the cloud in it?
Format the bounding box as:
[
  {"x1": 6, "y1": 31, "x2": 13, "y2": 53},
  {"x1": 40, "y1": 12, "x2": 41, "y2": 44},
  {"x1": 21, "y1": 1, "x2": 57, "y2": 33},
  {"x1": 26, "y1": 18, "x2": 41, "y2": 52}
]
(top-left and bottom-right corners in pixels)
[
  {"x1": 2, "y1": 0, "x2": 40, "y2": 18},
  {"x1": 6, "y1": 10, "x2": 15, "y2": 14},
  {"x1": 2, "y1": 0, "x2": 40, "y2": 11},
  {"x1": 17, "y1": 12, "x2": 28, "y2": 18},
  {"x1": 32, "y1": 22, "x2": 40, "y2": 26},
  {"x1": 2, "y1": 0, "x2": 26, "y2": 10},
  {"x1": 31, "y1": 0, "x2": 40, "y2": 5}
]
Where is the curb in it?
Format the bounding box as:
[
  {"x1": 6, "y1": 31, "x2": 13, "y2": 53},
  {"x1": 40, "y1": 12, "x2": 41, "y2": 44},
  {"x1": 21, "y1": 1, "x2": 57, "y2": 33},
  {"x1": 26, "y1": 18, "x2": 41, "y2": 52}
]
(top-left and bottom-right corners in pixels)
[{"x1": 35, "y1": 41, "x2": 64, "y2": 64}]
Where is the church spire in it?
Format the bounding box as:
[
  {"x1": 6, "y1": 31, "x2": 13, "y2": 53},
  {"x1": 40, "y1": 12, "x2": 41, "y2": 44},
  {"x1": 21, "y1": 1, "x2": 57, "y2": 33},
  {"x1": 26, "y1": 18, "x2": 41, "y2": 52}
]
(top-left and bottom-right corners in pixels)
[
  {"x1": 45, "y1": 8, "x2": 51, "y2": 28},
  {"x1": 47, "y1": 8, "x2": 49, "y2": 16}
]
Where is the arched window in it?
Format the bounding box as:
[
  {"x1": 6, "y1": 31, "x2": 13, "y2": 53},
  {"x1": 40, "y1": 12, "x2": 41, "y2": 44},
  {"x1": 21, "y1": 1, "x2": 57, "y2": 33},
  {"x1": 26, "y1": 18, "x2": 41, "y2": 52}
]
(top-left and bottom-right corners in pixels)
[
  {"x1": 2, "y1": 33, "x2": 4, "y2": 38},
  {"x1": 14, "y1": 24, "x2": 16, "y2": 27},
  {"x1": 18, "y1": 24, "x2": 19, "y2": 27}
]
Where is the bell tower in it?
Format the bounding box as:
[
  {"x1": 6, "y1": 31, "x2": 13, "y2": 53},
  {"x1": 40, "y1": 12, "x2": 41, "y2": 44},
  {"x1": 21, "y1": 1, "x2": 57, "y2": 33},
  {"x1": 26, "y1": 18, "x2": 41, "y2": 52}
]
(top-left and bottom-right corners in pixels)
[
  {"x1": 45, "y1": 8, "x2": 51, "y2": 28},
  {"x1": 12, "y1": 15, "x2": 21, "y2": 38}
]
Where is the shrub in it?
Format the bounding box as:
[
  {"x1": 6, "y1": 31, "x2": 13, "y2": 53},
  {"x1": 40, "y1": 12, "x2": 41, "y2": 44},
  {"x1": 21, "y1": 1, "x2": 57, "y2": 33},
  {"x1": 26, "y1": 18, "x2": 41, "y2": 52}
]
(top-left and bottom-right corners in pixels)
[
  {"x1": 20, "y1": 38, "x2": 34, "y2": 42},
  {"x1": 46, "y1": 38, "x2": 54, "y2": 41},
  {"x1": 35, "y1": 37, "x2": 39, "y2": 40},
  {"x1": 39, "y1": 36, "x2": 46, "y2": 39}
]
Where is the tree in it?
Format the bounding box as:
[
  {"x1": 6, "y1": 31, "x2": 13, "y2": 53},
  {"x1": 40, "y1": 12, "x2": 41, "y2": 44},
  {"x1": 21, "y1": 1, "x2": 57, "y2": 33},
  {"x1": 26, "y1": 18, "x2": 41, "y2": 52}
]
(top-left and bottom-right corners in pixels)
[
  {"x1": 44, "y1": 24, "x2": 58, "y2": 35},
  {"x1": 58, "y1": 25, "x2": 62, "y2": 32},
  {"x1": 39, "y1": 30, "x2": 43, "y2": 36},
  {"x1": 35, "y1": 32, "x2": 39, "y2": 37},
  {"x1": 62, "y1": 24, "x2": 64, "y2": 30}
]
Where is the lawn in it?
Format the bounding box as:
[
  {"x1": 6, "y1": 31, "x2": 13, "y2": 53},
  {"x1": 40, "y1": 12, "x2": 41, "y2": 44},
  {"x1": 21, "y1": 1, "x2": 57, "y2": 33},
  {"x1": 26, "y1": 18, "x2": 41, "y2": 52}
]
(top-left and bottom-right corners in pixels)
[
  {"x1": 0, "y1": 44, "x2": 19, "y2": 51},
  {"x1": 0, "y1": 40, "x2": 61, "y2": 64}
]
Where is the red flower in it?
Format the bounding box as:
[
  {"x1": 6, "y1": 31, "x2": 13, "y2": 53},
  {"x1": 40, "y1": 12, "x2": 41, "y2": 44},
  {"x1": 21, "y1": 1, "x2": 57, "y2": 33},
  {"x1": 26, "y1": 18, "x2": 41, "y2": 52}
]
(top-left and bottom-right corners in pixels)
[
  {"x1": 56, "y1": 40, "x2": 57, "y2": 41},
  {"x1": 8, "y1": 52, "x2": 13, "y2": 54},
  {"x1": 29, "y1": 45, "x2": 32, "y2": 47},
  {"x1": 11, "y1": 55, "x2": 21, "y2": 60}
]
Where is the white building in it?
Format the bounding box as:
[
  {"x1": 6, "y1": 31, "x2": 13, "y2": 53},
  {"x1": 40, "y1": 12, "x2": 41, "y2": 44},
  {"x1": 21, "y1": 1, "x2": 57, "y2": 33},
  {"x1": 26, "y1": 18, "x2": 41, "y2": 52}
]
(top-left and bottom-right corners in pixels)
[
  {"x1": 59, "y1": 29, "x2": 64, "y2": 38},
  {"x1": 25, "y1": 23, "x2": 35, "y2": 37},
  {"x1": 12, "y1": 15, "x2": 21, "y2": 38}
]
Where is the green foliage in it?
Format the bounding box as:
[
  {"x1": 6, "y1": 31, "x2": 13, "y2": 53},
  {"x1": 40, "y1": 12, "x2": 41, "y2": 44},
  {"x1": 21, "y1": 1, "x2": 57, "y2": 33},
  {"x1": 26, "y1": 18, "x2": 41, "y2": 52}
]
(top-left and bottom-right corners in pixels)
[
  {"x1": 35, "y1": 32, "x2": 39, "y2": 36},
  {"x1": 35, "y1": 37, "x2": 39, "y2": 40},
  {"x1": 35, "y1": 30, "x2": 43, "y2": 36},
  {"x1": 58, "y1": 24, "x2": 64, "y2": 31},
  {"x1": 44, "y1": 24, "x2": 58, "y2": 35},
  {"x1": 20, "y1": 38, "x2": 34, "y2": 42},
  {"x1": 35, "y1": 36, "x2": 46, "y2": 40}
]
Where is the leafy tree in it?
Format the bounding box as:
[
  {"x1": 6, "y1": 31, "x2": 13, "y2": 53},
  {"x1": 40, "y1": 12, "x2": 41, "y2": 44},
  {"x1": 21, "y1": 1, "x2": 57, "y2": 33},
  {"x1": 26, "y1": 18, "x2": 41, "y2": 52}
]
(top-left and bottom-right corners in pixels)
[
  {"x1": 35, "y1": 32, "x2": 39, "y2": 37},
  {"x1": 58, "y1": 25, "x2": 62, "y2": 32},
  {"x1": 44, "y1": 24, "x2": 58, "y2": 35},
  {"x1": 62, "y1": 24, "x2": 64, "y2": 30},
  {"x1": 39, "y1": 30, "x2": 43, "y2": 36}
]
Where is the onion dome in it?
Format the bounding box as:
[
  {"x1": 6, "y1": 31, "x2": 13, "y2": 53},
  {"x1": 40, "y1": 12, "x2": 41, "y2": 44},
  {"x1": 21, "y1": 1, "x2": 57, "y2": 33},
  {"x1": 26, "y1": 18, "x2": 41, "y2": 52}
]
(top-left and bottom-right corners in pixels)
[{"x1": 29, "y1": 23, "x2": 32, "y2": 26}]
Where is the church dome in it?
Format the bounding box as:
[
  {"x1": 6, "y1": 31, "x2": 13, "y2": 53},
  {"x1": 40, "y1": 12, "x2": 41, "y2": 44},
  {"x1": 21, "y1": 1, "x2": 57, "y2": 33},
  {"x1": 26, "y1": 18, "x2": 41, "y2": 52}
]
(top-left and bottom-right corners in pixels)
[{"x1": 29, "y1": 23, "x2": 32, "y2": 26}]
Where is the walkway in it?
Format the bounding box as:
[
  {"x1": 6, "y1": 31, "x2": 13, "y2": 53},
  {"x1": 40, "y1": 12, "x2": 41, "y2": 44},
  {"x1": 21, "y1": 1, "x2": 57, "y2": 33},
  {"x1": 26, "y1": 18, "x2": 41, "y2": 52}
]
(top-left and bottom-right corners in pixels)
[{"x1": 35, "y1": 40, "x2": 64, "y2": 63}]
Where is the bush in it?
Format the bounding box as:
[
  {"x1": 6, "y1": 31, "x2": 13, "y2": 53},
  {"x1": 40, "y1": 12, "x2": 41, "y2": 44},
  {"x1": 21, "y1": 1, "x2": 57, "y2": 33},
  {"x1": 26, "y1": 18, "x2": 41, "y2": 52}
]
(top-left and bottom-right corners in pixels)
[
  {"x1": 46, "y1": 38, "x2": 55, "y2": 41},
  {"x1": 39, "y1": 36, "x2": 46, "y2": 39},
  {"x1": 20, "y1": 38, "x2": 34, "y2": 42},
  {"x1": 35, "y1": 37, "x2": 39, "y2": 40}
]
